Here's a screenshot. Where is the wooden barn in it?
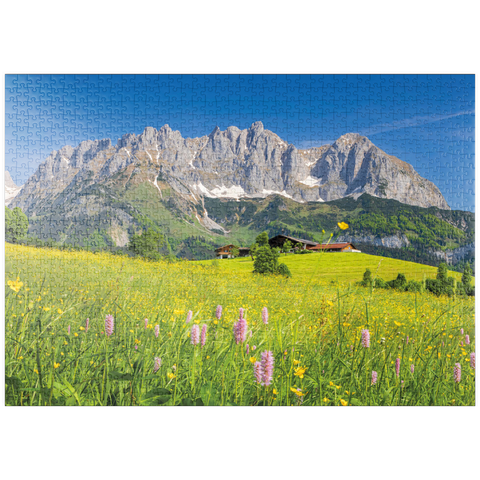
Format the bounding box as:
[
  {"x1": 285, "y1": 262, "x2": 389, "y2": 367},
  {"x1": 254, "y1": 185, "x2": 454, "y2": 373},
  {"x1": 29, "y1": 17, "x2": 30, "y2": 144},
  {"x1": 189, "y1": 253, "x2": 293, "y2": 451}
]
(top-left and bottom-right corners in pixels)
[
  {"x1": 307, "y1": 242, "x2": 361, "y2": 253},
  {"x1": 268, "y1": 235, "x2": 318, "y2": 251},
  {"x1": 215, "y1": 244, "x2": 251, "y2": 259}
]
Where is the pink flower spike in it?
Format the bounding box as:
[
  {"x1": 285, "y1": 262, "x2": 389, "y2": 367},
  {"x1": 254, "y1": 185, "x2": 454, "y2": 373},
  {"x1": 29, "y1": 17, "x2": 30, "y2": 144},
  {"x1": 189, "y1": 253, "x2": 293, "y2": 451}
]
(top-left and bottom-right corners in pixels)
[
  {"x1": 465, "y1": 334, "x2": 470, "y2": 345},
  {"x1": 153, "y1": 357, "x2": 161, "y2": 373},
  {"x1": 262, "y1": 307, "x2": 268, "y2": 325},
  {"x1": 406, "y1": 336, "x2": 409, "y2": 345},
  {"x1": 239, "y1": 308, "x2": 244, "y2": 320},
  {"x1": 67, "y1": 325, "x2": 71, "y2": 335},
  {"x1": 154, "y1": 325, "x2": 159, "y2": 338},
  {"x1": 144, "y1": 318, "x2": 148, "y2": 329},
  {"x1": 246, "y1": 344, "x2": 250, "y2": 355},
  {"x1": 395, "y1": 358, "x2": 400, "y2": 377},
  {"x1": 261, "y1": 351, "x2": 274, "y2": 386},
  {"x1": 105, "y1": 315, "x2": 114, "y2": 337},
  {"x1": 85, "y1": 318, "x2": 89, "y2": 333},
  {"x1": 454, "y1": 363, "x2": 461, "y2": 383},
  {"x1": 461, "y1": 328, "x2": 464, "y2": 335},
  {"x1": 134, "y1": 345, "x2": 138, "y2": 350},
  {"x1": 371, "y1": 371, "x2": 378, "y2": 385},
  {"x1": 233, "y1": 316, "x2": 248, "y2": 344},
  {"x1": 201, "y1": 324, "x2": 207, "y2": 348},
  {"x1": 410, "y1": 364, "x2": 415, "y2": 374},
  {"x1": 470, "y1": 352, "x2": 475, "y2": 369},
  {"x1": 361, "y1": 329, "x2": 370, "y2": 348},
  {"x1": 254, "y1": 361, "x2": 263, "y2": 384},
  {"x1": 191, "y1": 324, "x2": 200, "y2": 346},
  {"x1": 216, "y1": 305, "x2": 222, "y2": 320},
  {"x1": 186, "y1": 310, "x2": 193, "y2": 323}
]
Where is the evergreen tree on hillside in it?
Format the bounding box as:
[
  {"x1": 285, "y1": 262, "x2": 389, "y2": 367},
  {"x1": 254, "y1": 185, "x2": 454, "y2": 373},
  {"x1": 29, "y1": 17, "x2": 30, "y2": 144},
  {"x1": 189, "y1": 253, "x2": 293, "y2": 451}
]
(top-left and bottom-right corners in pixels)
[
  {"x1": 5, "y1": 207, "x2": 29, "y2": 242},
  {"x1": 255, "y1": 231, "x2": 269, "y2": 246},
  {"x1": 128, "y1": 228, "x2": 164, "y2": 261}
]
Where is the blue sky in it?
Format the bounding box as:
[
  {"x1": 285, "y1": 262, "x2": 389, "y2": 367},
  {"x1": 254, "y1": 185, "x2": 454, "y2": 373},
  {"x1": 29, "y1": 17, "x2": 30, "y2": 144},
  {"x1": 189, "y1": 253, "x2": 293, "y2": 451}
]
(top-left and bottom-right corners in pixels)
[{"x1": 5, "y1": 74, "x2": 475, "y2": 211}]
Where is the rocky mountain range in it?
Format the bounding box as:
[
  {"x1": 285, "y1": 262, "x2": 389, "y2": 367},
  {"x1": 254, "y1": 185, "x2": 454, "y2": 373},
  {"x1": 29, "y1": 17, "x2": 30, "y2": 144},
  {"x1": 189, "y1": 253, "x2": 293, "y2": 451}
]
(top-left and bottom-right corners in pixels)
[{"x1": 10, "y1": 122, "x2": 449, "y2": 217}]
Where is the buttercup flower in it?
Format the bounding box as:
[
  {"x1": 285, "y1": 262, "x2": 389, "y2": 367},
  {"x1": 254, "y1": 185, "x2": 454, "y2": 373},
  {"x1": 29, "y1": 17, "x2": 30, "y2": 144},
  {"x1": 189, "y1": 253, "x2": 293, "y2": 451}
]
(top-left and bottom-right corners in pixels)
[
  {"x1": 7, "y1": 277, "x2": 23, "y2": 293},
  {"x1": 338, "y1": 222, "x2": 349, "y2": 230}
]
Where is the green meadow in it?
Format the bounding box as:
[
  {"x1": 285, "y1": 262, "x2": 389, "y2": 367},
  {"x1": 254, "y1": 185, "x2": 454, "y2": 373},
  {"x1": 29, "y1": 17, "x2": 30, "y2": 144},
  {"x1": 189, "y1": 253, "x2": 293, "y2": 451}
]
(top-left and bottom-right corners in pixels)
[{"x1": 5, "y1": 244, "x2": 475, "y2": 406}]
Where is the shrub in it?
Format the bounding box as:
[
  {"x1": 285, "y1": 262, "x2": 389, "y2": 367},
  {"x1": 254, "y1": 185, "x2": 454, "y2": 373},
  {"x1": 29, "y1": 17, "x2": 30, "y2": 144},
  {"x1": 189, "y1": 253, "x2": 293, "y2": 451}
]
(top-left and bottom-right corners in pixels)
[
  {"x1": 5, "y1": 207, "x2": 29, "y2": 242},
  {"x1": 128, "y1": 228, "x2": 164, "y2": 261},
  {"x1": 387, "y1": 273, "x2": 408, "y2": 291},
  {"x1": 276, "y1": 263, "x2": 292, "y2": 278},
  {"x1": 253, "y1": 245, "x2": 279, "y2": 274},
  {"x1": 374, "y1": 278, "x2": 387, "y2": 289},
  {"x1": 425, "y1": 265, "x2": 455, "y2": 297},
  {"x1": 405, "y1": 280, "x2": 423, "y2": 293}
]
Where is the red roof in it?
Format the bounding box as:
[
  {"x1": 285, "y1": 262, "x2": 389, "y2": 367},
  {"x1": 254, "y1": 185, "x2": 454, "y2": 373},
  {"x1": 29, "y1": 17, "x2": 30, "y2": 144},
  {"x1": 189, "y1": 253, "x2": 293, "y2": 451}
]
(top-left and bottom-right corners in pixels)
[{"x1": 308, "y1": 242, "x2": 354, "y2": 250}]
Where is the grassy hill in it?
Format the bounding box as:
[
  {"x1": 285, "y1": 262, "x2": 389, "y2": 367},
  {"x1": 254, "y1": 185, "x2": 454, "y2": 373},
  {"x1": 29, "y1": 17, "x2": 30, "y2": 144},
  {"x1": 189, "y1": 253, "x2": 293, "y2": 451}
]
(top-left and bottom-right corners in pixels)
[{"x1": 199, "y1": 251, "x2": 469, "y2": 284}]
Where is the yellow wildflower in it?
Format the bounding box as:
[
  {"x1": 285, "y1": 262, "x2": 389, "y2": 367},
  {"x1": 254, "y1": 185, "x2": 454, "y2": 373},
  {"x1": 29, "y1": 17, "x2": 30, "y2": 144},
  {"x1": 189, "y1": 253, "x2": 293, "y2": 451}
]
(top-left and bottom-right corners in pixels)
[
  {"x1": 290, "y1": 387, "x2": 305, "y2": 397},
  {"x1": 337, "y1": 222, "x2": 349, "y2": 230},
  {"x1": 323, "y1": 397, "x2": 329, "y2": 402},
  {"x1": 53, "y1": 363, "x2": 60, "y2": 369},
  {"x1": 167, "y1": 372, "x2": 176, "y2": 380},
  {"x1": 273, "y1": 389, "x2": 278, "y2": 395},
  {"x1": 293, "y1": 359, "x2": 300, "y2": 365},
  {"x1": 340, "y1": 399, "x2": 348, "y2": 406},
  {"x1": 57, "y1": 309, "x2": 63, "y2": 314},
  {"x1": 7, "y1": 277, "x2": 23, "y2": 293},
  {"x1": 294, "y1": 366, "x2": 307, "y2": 379}
]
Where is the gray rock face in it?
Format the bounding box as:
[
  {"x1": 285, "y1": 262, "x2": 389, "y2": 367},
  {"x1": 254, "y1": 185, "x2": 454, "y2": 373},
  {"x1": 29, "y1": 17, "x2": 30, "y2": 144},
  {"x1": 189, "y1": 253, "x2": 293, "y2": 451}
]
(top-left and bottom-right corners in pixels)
[
  {"x1": 5, "y1": 171, "x2": 23, "y2": 205},
  {"x1": 11, "y1": 123, "x2": 450, "y2": 215},
  {"x1": 338, "y1": 233, "x2": 411, "y2": 249}
]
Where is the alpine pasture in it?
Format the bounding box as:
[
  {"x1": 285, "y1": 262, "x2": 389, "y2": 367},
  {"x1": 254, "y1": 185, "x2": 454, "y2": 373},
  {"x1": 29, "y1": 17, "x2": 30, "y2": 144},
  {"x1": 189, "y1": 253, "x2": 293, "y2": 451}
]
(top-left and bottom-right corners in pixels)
[{"x1": 5, "y1": 243, "x2": 475, "y2": 406}]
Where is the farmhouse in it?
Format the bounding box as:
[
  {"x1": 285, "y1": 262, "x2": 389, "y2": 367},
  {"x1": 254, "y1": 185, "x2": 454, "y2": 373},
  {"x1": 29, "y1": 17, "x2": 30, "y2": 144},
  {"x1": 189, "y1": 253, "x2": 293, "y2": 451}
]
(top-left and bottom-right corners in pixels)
[
  {"x1": 215, "y1": 244, "x2": 251, "y2": 259},
  {"x1": 268, "y1": 235, "x2": 318, "y2": 250},
  {"x1": 307, "y1": 242, "x2": 361, "y2": 253}
]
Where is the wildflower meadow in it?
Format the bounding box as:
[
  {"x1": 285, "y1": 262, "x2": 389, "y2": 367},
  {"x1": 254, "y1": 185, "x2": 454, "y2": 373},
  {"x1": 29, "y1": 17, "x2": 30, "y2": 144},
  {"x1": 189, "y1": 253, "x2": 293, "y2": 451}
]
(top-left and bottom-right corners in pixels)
[{"x1": 4, "y1": 243, "x2": 475, "y2": 406}]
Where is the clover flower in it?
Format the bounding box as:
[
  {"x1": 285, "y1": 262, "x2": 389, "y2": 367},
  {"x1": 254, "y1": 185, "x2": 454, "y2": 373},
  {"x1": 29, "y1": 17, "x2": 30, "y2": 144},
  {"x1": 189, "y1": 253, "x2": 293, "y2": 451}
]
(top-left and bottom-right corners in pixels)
[
  {"x1": 153, "y1": 357, "x2": 161, "y2": 373},
  {"x1": 216, "y1": 305, "x2": 222, "y2": 320},
  {"x1": 371, "y1": 371, "x2": 377, "y2": 385},
  {"x1": 465, "y1": 334, "x2": 470, "y2": 345},
  {"x1": 410, "y1": 364, "x2": 415, "y2": 374},
  {"x1": 201, "y1": 324, "x2": 207, "y2": 348},
  {"x1": 154, "y1": 325, "x2": 159, "y2": 338},
  {"x1": 144, "y1": 318, "x2": 148, "y2": 329}
]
